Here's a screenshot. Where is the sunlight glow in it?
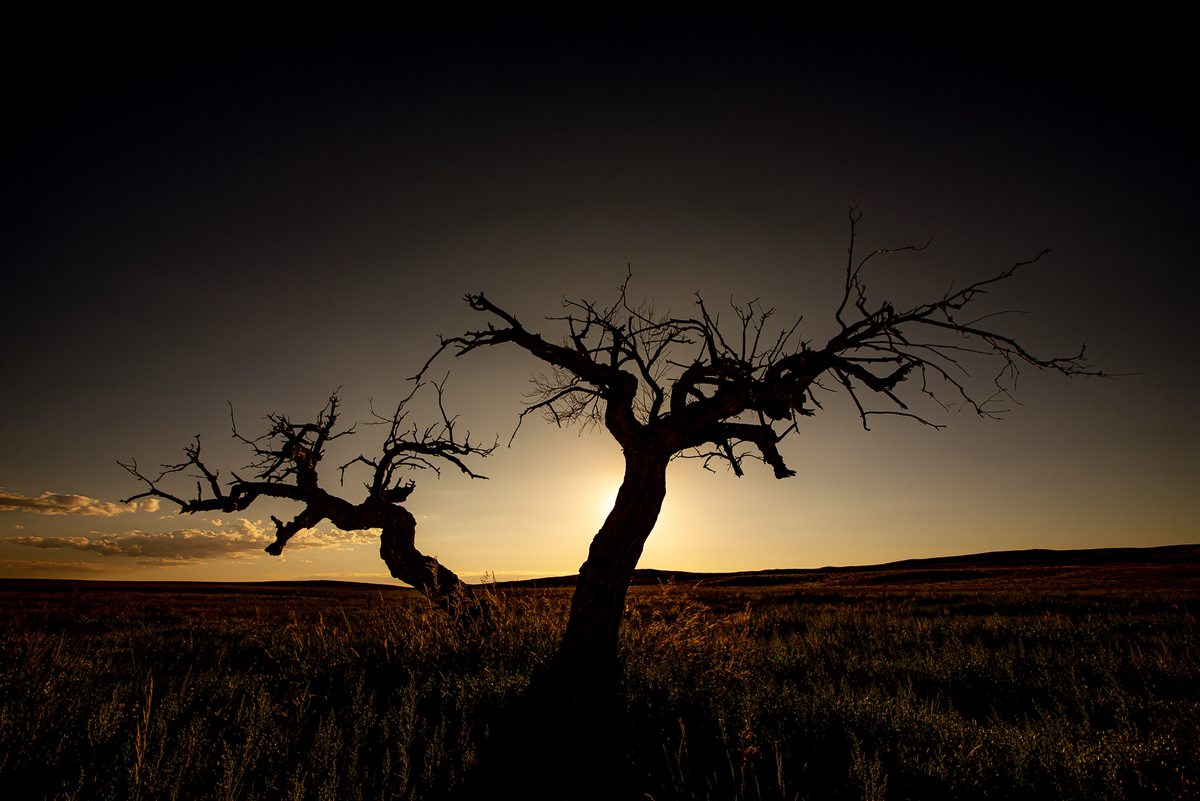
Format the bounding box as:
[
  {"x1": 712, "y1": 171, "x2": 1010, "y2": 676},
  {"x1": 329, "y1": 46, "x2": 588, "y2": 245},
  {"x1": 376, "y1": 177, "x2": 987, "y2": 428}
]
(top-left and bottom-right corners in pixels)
[{"x1": 594, "y1": 483, "x2": 620, "y2": 523}]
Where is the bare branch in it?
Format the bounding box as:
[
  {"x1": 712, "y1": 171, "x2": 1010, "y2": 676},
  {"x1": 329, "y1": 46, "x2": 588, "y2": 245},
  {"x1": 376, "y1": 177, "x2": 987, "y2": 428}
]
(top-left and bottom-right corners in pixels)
[
  {"x1": 430, "y1": 212, "x2": 1105, "y2": 496},
  {"x1": 122, "y1": 384, "x2": 496, "y2": 620}
]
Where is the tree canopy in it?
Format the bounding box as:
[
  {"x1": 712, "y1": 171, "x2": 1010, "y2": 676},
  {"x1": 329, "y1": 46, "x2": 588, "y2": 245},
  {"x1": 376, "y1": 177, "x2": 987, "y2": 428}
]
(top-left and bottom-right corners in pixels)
[{"x1": 418, "y1": 209, "x2": 1102, "y2": 677}]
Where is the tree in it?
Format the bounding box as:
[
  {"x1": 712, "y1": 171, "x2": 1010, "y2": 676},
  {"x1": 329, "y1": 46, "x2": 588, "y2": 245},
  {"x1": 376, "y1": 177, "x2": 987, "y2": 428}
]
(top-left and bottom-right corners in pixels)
[
  {"x1": 421, "y1": 209, "x2": 1103, "y2": 681},
  {"x1": 121, "y1": 380, "x2": 495, "y2": 617}
]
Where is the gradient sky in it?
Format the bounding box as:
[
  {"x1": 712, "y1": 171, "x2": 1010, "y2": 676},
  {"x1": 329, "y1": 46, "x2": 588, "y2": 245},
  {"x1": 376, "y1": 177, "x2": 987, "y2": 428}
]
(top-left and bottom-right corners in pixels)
[{"x1": 2, "y1": 23, "x2": 1195, "y2": 584}]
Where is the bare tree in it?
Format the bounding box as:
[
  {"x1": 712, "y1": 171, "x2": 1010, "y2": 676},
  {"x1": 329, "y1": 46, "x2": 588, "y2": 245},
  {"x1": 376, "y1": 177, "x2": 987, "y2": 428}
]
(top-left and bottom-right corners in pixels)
[
  {"x1": 421, "y1": 209, "x2": 1104, "y2": 679},
  {"x1": 121, "y1": 381, "x2": 495, "y2": 617}
]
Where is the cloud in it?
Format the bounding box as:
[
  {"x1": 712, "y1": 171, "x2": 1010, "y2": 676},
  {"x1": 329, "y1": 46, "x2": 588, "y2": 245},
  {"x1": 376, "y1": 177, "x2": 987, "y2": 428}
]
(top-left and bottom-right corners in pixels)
[
  {"x1": 2, "y1": 519, "x2": 378, "y2": 564},
  {"x1": 292, "y1": 527, "x2": 379, "y2": 551},
  {"x1": 0, "y1": 491, "x2": 160, "y2": 516},
  {"x1": 0, "y1": 559, "x2": 128, "y2": 574}
]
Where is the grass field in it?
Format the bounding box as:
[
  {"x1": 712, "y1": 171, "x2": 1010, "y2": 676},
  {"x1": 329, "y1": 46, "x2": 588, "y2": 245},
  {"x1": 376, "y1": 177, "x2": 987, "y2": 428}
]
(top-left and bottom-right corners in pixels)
[{"x1": 1, "y1": 548, "x2": 1197, "y2": 799}]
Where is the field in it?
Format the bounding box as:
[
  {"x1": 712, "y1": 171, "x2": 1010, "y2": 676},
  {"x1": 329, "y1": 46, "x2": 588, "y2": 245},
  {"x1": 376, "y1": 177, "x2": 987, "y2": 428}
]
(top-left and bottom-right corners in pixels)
[{"x1": 1, "y1": 545, "x2": 1197, "y2": 800}]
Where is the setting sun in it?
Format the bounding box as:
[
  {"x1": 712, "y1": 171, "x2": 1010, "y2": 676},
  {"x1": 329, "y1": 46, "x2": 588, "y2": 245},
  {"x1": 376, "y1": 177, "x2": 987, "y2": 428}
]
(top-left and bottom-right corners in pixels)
[{"x1": 593, "y1": 483, "x2": 620, "y2": 522}]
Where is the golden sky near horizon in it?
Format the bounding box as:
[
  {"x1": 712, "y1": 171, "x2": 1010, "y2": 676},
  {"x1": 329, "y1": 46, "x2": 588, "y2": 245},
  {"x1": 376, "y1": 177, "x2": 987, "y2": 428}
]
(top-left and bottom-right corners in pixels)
[{"x1": 1, "y1": 23, "x2": 1196, "y2": 584}]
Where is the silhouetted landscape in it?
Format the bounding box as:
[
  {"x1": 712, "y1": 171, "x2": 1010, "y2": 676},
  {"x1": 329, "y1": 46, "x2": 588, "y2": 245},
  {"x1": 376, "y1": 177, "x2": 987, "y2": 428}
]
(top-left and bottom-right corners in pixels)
[
  {"x1": 4, "y1": 16, "x2": 1196, "y2": 801},
  {"x1": 6, "y1": 543, "x2": 1195, "y2": 623},
  {"x1": 2, "y1": 544, "x2": 1196, "y2": 799},
  {"x1": 508, "y1": 543, "x2": 1200, "y2": 591}
]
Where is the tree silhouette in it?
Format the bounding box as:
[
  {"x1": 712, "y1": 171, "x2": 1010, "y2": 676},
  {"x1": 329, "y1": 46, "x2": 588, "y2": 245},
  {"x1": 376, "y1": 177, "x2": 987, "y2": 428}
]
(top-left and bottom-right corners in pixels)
[
  {"x1": 121, "y1": 380, "x2": 495, "y2": 617},
  {"x1": 421, "y1": 209, "x2": 1103, "y2": 681}
]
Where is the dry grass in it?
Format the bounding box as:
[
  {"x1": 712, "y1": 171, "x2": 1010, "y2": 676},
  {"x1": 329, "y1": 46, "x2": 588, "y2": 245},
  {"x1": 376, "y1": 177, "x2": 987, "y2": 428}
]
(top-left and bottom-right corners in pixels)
[{"x1": 1, "y1": 555, "x2": 1197, "y2": 800}]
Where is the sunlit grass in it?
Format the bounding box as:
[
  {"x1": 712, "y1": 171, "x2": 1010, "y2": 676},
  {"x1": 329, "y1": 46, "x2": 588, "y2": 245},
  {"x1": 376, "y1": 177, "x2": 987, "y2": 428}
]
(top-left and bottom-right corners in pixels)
[
  {"x1": 0, "y1": 587, "x2": 567, "y2": 800},
  {"x1": 0, "y1": 581, "x2": 1195, "y2": 799},
  {"x1": 627, "y1": 584, "x2": 1199, "y2": 800}
]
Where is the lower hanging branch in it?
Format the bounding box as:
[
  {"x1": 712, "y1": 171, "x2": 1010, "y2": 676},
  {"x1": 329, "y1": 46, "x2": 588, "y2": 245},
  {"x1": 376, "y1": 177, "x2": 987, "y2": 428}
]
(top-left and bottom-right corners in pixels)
[
  {"x1": 374, "y1": 505, "x2": 488, "y2": 621},
  {"x1": 121, "y1": 387, "x2": 494, "y2": 623},
  {"x1": 264, "y1": 493, "x2": 488, "y2": 621}
]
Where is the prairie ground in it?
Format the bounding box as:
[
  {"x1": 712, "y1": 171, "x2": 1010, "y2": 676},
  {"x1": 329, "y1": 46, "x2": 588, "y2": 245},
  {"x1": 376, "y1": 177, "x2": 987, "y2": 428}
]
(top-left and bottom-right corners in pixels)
[{"x1": 1, "y1": 546, "x2": 1197, "y2": 799}]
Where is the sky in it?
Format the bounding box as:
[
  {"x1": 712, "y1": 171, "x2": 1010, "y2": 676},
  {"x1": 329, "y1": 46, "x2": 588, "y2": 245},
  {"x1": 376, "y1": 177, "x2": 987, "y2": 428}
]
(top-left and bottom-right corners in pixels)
[{"x1": 2, "y1": 22, "x2": 1196, "y2": 584}]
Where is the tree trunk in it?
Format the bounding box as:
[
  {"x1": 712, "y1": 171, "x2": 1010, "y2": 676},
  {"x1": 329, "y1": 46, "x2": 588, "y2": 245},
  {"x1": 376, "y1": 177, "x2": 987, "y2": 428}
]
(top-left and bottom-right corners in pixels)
[
  {"x1": 374, "y1": 504, "x2": 484, "y2": 620},
  {"x1": 556, "y1": 447, "x2": 671, "y2": 689}
]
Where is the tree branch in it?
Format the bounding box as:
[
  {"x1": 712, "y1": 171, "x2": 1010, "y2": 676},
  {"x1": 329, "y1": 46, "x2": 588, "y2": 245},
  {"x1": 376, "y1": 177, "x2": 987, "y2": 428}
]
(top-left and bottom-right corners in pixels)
[{"x1": 122, "y1": 384, "x2": 495, "y2": 619}]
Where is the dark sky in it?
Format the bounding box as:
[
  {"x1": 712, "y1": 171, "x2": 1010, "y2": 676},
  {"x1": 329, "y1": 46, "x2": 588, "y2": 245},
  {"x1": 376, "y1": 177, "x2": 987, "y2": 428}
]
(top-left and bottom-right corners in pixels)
[{"x1": 2, "y1": 22, "x2": 1196, "y2": 582}]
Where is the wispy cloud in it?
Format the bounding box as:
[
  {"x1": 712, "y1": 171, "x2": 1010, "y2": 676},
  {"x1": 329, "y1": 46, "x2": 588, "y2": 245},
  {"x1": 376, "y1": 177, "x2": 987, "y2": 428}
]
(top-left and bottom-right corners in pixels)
[
  {"x1": 0, "y1": 559, "x2": 128, "y2": 574},
  {"x1": 284, "y1": 528, "x2": 380, "y2": 551},
  {"x1": 2, "y1": 519, "x2": 378, "y2": 564},
  {"x1": 0, "y1": 491, "x2": 160, "y2": 516}
]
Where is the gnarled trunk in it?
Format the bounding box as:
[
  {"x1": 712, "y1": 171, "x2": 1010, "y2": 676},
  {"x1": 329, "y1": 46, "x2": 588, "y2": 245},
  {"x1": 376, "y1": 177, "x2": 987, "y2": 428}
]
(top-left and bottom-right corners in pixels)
[
  {"x1": 477, "y1": 447, "x2": 671, "y2": 792},
  {"x1": 556, "y1": 447, "x2": 671, "y2": 688},
  {"x1": 354, "y1": 502, "x2": 483, "y2": 620}
]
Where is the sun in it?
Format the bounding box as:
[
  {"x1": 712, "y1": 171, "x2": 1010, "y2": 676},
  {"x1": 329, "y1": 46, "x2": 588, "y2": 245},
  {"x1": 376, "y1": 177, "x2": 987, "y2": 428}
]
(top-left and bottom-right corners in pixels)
[{"x1": 594, "y1": 482, "x2": 620, "y2": 522}]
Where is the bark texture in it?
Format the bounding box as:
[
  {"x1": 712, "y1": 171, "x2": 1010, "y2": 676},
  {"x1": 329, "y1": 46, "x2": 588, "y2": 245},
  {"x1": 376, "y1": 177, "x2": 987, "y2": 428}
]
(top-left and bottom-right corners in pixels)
[
  {"x1": 558, "y1": 448, "x2": 670, "y2": 679},
  {"x1": 375, "y1": 504, "x2": 480, "y2": 617}
]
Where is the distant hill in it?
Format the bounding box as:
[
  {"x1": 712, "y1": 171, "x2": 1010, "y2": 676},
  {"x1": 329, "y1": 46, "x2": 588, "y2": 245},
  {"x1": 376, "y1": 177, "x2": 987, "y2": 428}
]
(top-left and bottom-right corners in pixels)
[
  {"x1": 495, "y1": 543, "x2": 1200, "y2": 592},
  {"x1": 2, "y1": 544, "x2": 1196, "y2": 599}
]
